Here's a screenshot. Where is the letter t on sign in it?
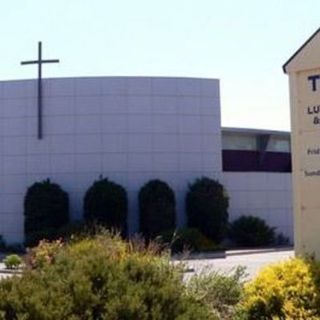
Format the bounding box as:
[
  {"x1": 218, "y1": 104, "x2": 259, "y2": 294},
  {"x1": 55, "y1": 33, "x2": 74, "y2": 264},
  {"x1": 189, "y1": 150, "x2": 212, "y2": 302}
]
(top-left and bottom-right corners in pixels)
[
  {"x1": 21, "y1": 42, "x2": 60, "y2": 139},
  {"x1": 308, "y1": 75, "x2": 320, "y2": 92}
]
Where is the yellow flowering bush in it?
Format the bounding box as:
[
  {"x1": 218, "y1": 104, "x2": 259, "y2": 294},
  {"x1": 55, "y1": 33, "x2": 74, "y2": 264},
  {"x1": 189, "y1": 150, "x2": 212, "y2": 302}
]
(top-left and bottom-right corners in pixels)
[{"x1": 240, "y1": 258, "x2": 320, "y2": 319}]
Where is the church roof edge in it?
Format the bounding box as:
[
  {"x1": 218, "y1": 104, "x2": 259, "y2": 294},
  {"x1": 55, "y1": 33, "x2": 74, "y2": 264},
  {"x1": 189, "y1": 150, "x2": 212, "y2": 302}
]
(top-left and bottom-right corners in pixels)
[
  {"x1": 283, "y1": 27, "x2": 320, "y2": 74},
  {"x1": 0, "y1": 75, "x2": 220, "y2": 83}
]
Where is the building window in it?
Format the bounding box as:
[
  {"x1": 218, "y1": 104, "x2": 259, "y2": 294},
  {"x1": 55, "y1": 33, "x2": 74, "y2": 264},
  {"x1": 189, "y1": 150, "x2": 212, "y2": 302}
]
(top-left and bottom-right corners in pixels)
[
  {"x1": 267, "y1": 137, "x2": 290, "y2": 153},
  {"x1": 222, "y1": 134, "x2": 257, "y2": 151}
]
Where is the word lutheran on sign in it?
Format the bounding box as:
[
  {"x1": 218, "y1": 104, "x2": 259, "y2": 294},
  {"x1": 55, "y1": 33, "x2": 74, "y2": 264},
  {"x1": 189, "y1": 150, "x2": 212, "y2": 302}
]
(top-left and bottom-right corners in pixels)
[
  {"x1": 306, "y1": 105, "x2": 320, "y2": 127},
  {"x1": 284, "y1": 27, "x2": 320, "y2": 258},
  {"x1": 21, "y1": 42, "x2": 60, "y2": 140}
]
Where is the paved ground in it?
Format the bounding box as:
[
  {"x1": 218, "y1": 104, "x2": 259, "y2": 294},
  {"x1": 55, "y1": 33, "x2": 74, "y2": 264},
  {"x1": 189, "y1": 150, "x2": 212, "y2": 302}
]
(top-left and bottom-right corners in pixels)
[
  {"x1": 0, "y1": 263, "x2": 15, "y2": 279},
  {"x1": 181, "y1": 249, "x2": 294, "y2": 280}
]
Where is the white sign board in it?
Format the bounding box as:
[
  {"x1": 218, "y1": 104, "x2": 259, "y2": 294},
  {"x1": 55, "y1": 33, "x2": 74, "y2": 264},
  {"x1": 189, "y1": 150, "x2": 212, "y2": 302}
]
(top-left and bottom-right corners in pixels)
[{"x1": 284, "y1": 28, "x2": 320, "y2": 257}]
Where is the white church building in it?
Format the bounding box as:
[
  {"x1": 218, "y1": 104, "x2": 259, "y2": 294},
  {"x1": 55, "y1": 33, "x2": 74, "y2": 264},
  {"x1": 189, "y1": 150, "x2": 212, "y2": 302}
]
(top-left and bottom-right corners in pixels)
[{"x1": 0, "y1": 76, "x2": 292, "y2": 243}]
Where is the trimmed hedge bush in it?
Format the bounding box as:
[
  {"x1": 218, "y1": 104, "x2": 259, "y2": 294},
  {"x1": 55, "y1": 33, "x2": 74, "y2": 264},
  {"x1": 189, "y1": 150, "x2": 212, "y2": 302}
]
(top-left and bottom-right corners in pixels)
[
  {"x1": 0, "y1": 233, "x2": 216, "y2": 319},
  {"x1": 186, "y1": 177, "x2": 229, "y2": 242},
  {"x1": 229, "y1": 215, "x2": 276, "y2": 247},
  {"x1": 240, "y1": 258, "x2": 320, "y2": 319},
  {"x1": 84, "y1": 177, "x2": 127, "y2": 235},
  {"x1": 24, "y1": 179, "x2": 69, "y2": 247},
  {"x1": 139, "y1": 179, "x2": 176, "y2": 238}
]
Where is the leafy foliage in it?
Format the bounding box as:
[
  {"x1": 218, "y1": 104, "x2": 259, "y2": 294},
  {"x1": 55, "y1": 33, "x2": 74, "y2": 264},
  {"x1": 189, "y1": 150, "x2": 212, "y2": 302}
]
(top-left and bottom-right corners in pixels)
[
  {"x1": 139, "y1": 179, "x2": 176, "y2": 238},
  {"x1": 161, "y1": 228, "x2": 220, "y2": 253},
  {"x1": 186, "y1": 177, "x2": 229, "y2": 242},
  {"x1": 24, "y1": 179, "x2": 69, "y2": 247},
  {"x1": 3, "y1": 254, "x2": 22, "y2": 270},
  {"x1": 240, "y1": 258, "x2": 320, "y2": 319},
  {"x1": 56, "y1": 221, "x2": 87, "y2": 240},
  {"x1": 26, "y1": 239, "x2": 64, "y2": 269},
  {"x1": 84, "y1": 177, "x2": 128, "y2": 235},
  {"x1": 0, "y1": 232, "x2": 216, "y2": 319},
  {"x1": 187, "y1": 267, "x2": 246, "y2": 320},
  {"x1": 229, "y1": 215, "x2": 276, "y2": 247}
]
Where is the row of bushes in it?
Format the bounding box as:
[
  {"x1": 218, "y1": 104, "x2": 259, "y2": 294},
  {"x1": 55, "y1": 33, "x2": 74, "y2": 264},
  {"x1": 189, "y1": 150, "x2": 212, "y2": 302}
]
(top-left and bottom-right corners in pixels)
[
  {"x1": 24, "y1": 177, "x2": 229, "y2": 247},
  {"x1": 0, "y1": 231, "x2": 308, "y2": 319},
  {"x1": 24, "y1": 176, "x2": 287, "y2": 250}
]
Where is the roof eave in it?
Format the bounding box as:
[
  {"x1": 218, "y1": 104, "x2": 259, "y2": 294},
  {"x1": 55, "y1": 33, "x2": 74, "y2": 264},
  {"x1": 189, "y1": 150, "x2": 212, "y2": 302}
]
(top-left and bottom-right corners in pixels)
[{"x1": 283, "y1": 27, "x2": 320, "y2": 74}]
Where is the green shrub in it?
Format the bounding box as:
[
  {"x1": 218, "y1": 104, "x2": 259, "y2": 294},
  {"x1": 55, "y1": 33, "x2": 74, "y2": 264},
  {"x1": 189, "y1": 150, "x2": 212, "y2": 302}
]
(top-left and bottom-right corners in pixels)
[
  {"x1": 0, "y1": 233, "x2": 216, "y2": 319},
  {"x1": 139, "y1": 179, "x2": 176, "y2": 238},
  {"x1": 24, "y1": 179, "x2": 69, "y2": 247},
  {"x1": 276, "y1": 232, "x2": 290, "y2": 246},
  {"x1": 187, "y1": 266, "x2": 246, "y2": 319},
  {"x1": 84, "y1": 177, "x2": 128, "y2": 235},
  {"x1": 240, "y1": 258, "x2": 320, "y2": 319},
  {"x1": 161, "y1": 228, "x2": 220, "y2": 253},
  {"x1": 229, "y1": 215, "x2": 276, "y2": 247},
  {"x1": 56, "y1": 221, "x2": 87, "y2": 240},
  {"x1": 186, "y1": 177, "x2": 229, "y2": 242},
  {"x1": 3, "y1": 254, "x2": 22, "y2": 270}
]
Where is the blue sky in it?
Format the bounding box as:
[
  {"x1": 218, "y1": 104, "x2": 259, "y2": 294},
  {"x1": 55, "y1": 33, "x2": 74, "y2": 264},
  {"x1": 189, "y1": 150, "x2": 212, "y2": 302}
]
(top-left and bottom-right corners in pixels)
[{"x1": 1, "y1": 1, "x2": 319, "y2": 131}]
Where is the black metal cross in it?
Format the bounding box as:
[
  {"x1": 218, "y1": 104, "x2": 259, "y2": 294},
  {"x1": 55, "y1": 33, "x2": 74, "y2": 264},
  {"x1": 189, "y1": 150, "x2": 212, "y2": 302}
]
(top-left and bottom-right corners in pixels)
[{"x1": 21, "y1": 42, "x2": 59, "y2": 139}]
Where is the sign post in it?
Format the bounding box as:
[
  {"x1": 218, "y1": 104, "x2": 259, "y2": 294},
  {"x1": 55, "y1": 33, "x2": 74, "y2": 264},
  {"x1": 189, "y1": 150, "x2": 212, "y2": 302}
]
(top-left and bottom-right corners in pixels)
[{"x1": 284, "y1": 28, "x2": 320, "y2": 258}]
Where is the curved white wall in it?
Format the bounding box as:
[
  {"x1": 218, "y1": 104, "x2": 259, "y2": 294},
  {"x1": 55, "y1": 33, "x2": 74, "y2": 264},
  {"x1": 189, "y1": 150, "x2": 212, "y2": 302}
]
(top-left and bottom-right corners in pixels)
[{"x1": 0, "y1": 76, "x2": 222, "y2": 243}]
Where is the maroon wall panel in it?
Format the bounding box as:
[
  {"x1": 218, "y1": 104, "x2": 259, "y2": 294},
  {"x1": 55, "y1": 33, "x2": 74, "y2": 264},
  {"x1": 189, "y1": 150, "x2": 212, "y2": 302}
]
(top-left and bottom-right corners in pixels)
[{"x1": 222, "y1": 150, "x2": 292, "y2": 172}]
